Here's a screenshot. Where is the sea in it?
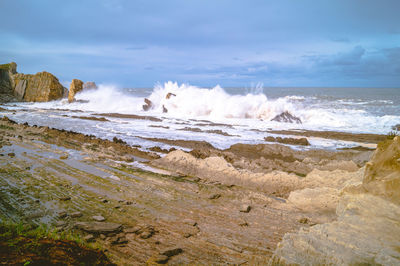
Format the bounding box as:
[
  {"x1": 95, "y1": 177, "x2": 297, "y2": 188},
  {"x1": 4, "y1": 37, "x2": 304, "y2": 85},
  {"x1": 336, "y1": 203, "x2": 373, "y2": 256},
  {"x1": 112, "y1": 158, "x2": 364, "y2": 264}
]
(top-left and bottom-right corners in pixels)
[{"x1": 2, "y1": 82, "x2": 400, "y2": 151}]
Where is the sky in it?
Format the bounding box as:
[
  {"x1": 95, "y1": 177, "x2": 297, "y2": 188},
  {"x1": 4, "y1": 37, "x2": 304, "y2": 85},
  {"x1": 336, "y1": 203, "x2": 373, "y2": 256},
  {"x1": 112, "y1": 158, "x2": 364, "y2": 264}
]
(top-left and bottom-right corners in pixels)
[{"x1": 0, "y1": 0, "x2": 399, "y2": 88}]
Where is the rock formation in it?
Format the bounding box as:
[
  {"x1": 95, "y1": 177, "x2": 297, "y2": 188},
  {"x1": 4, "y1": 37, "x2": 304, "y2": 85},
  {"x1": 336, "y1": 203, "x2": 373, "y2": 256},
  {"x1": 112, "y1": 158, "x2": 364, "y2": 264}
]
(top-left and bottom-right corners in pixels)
[
  {"x1": 270, "y1": 137, "x2": 400, "y2": 265},
  {"x1": 83, "y1": 81, "x2": 98, "y2": 90},
  {"x1": 271, "y1": 111, "x2": 302, "y2": 124},
  {"x1": 68, "y1": 79, "x2": 84, "y2": 103},
  {"x1": 0, "y1": 62, "x2": 17, "y2": 93},
  {"x1": 0, "y1": 62, "x2": 65, "y2": 102},
  {"x1": 265, "y1": 136, "x2": 310, "y2": 146},
  {"x1": 143, "y1": 98, "x2": 153, "y2": 111},
  {"x1": 166, "y1": 92, "x2": 176, "y2": 99},
  {"x1": 13, "y1": 71, "x2": 65, "y2": 102}
]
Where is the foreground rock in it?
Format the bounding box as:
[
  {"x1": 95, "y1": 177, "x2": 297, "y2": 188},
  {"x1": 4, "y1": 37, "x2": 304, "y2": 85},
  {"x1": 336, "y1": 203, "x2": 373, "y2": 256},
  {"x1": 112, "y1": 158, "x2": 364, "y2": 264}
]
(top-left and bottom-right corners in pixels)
[
  {"x1": 68, "y1": 79, "x2": 84, "y2": 103},
  {"x1": 75, "y1": 222, "x2": 122, "y2": 234},
  {"x1": 270, "y1": 137, "x2": 400, "y2": 265}
]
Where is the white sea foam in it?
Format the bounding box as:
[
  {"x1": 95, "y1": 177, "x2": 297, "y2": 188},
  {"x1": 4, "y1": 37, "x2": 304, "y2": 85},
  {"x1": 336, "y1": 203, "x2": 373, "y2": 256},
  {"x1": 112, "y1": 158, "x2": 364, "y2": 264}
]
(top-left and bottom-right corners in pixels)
[{"x1": 9, "y1": 82, "x2": 400, "y2": 136}]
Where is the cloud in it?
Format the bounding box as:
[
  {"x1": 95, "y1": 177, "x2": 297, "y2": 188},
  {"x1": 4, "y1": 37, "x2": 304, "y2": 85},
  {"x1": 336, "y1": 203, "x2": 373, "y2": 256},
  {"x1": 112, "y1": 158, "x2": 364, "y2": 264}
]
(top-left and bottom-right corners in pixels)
[{"x1": 0, "y1": 1, "x2": 399, "y2": 87}]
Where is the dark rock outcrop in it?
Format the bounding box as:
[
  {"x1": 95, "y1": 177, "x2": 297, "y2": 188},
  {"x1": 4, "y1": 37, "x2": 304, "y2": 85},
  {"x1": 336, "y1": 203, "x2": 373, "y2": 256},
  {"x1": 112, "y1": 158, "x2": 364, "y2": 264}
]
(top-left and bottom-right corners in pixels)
[
  {"x1": 68, "y1": 79, "x2": 84, "y2": 103},
  {"x1": 271, "y1": 111, "x2": 302, "y2": 124},
  {"x1": 265, "y1": 136, "x2": 310, "y2": 146},
  {"x1": 0, "y1": 62, "x2": 17, "y2": 98},
  {"x1": 166, "y1": 92, "x2": 176, "y2": 99},
  {"x1": 143, "y1": 98, "x2": 153, "y2": 111}
]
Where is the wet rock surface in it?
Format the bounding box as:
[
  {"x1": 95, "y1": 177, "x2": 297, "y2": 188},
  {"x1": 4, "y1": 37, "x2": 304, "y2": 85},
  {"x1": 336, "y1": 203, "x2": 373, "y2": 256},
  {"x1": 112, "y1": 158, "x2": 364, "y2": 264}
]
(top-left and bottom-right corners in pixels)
[
  {"x1": 68, "y1": 79, "x2": 84, "y2": 103},
  {"x1": 270, "y1": 137, "x2": 400, "y2": 265},
  {"x1": 0, "y1": 117, "x2": 305, "y2": 264},
  {"x1": 264, "y1": 136, "x2": 310, "y2": 146},
  {"x1": 271, "y1": 111, "x2": 302, "y2": 124},
  {"x1": 0, "y1": 114, "x2": 391, "y2": 265}
]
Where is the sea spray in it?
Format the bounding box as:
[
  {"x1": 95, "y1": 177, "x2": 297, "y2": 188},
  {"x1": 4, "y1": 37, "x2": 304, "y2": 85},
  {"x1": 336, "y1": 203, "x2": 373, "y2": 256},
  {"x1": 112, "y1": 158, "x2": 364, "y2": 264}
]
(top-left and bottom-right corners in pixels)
[
  {"x1": 9, "y1": 82, "x2": 400, "y2": 135},
  {"x1": 146, "y1": 81, "x2": 298, "y2": 120}
]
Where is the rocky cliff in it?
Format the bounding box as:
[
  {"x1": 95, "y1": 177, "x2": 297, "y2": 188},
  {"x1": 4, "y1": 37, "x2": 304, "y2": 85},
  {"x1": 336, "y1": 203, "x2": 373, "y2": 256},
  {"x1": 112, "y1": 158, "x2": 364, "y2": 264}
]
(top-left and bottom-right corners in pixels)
[
  {"x1": 0, "y1": 62, "x2": 65, "y2": 102},
  {"x1": 0, "y1": 62, "x2": 17, "y2": 95},
  {"x1": 270, "y1": 137, "x2": 400, "y2": 265},
  {"x1": 13, "y1": 71, "x2": 65, "y2": 102}
]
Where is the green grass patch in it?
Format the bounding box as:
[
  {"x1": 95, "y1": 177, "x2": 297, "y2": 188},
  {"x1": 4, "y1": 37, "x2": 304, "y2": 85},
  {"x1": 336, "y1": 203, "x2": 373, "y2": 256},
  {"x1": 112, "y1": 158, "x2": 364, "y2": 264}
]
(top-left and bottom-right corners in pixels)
[{"x1": 0, "y1": 124, "x2": 15, "y2": 130}]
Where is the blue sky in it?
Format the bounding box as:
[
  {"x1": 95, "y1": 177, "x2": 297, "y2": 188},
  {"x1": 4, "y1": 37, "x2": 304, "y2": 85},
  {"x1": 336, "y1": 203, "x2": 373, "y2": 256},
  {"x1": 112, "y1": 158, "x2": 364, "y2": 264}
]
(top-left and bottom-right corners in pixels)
[{"x1": 1, "y1": 0, "x2": 399, "y2": 88}]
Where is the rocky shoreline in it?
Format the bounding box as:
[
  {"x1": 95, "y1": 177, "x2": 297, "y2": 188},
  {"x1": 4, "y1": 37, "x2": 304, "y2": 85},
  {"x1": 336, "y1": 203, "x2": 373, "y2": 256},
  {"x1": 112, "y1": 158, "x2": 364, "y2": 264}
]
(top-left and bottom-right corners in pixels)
[
  {"x1": 0, "y1": 111, "x2": 399, "y2": 264},
  {"x1": 0, "y1": 61, "x2": 399, "y2": 264},
  {"x1": 0, "y1": 62, "x2": 96, "y2": 103}
]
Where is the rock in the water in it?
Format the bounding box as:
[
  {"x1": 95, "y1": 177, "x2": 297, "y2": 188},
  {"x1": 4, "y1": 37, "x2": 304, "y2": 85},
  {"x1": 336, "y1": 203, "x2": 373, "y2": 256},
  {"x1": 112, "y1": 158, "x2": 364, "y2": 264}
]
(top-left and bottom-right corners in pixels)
[
  {"x1": 13, "y1": 71, "x2": 65, "y2": 102},
  {"x1": 59, "y1": 154, "x2": 68, "y2": 160},
  {"x1": 143, "y1": 98, "x2": 153, "y2": 111},
  {"x1": 264, "y1": 136, "x2": 310, "y2": 146},
  {"x1": 68, "y1": 79, "x2": 84, "y2": 103},
  {"x1": 74, "y1": 222, "x2": 122, "y2": 234},
  {"x1": 166, "y1": 92, "x2": 176, "y2": 99},
  {"x1": 83, "y1": 81, "x2": 98, "y2": 90},
  {"x1": 92, "y1": 215, "x2": 106, "y2": 222},
  {"x1": 271, "y1": 111, "x2": 302, "y2": 124}
]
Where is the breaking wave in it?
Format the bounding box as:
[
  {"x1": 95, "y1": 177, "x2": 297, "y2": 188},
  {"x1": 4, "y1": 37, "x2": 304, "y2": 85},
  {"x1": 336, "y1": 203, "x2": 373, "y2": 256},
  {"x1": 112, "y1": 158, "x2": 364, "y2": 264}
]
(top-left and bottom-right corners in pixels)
[{"x1": 16, "y1": 81, "x2": 400, "y2": 134}]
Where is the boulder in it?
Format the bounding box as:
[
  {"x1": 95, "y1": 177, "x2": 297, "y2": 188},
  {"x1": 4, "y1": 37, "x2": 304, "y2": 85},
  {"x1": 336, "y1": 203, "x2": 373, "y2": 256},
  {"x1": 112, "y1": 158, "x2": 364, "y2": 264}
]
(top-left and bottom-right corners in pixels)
[
  {"x1": 68, "y1": 79, "x2": 84, "y2": 103},
  {"x1": 83, "y1": 81, "x2": 98, "y2": 90},
  {"x1": 13, "y1": 71, "x2": 65, "y2": 102},
  {"x1": 271, "y1": 111, "x2": 302, "y2": 124}
]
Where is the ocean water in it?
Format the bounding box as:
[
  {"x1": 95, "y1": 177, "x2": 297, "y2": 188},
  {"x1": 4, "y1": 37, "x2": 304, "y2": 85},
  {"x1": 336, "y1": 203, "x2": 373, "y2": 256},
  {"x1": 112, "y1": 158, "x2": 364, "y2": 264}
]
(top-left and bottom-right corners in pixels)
[{"x1": 2, "y1": 82, "x2": 400, "y2": 151}]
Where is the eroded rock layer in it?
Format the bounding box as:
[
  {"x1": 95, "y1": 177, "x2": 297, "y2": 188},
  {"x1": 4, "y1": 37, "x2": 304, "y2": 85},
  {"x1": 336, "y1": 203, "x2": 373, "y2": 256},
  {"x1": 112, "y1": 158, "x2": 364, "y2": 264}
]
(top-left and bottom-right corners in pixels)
[{"x1": 270, "y1": 137, "x2": 400, "y2": 265}]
